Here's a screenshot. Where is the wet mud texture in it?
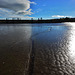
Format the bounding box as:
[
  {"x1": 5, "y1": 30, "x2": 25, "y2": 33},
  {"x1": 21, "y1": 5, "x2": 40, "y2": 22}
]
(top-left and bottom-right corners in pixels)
[{"x1": 0, "y1": 23, "x2": 75, "y2": 75}]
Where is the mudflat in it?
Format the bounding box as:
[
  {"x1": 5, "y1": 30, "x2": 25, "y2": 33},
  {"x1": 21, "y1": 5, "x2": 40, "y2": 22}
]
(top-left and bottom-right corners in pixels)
[{"x1": 0, "y1": 23, "x2": 75, "y2": 75}]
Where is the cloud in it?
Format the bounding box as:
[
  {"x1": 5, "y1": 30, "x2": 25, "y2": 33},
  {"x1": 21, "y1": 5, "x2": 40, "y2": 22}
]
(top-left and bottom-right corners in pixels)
[
  {"x1": 16, "y1": 9, "x2": 33, "y2": 15},
  {"x1": 52, "y1": 15, "x2": 72, "y2": 18},
  {"x1": 0, "y1": 0, "x2": 36, "y2": 18},
  {"x1": 0, "y1": 8, "x2": 34, "y2": 19}
]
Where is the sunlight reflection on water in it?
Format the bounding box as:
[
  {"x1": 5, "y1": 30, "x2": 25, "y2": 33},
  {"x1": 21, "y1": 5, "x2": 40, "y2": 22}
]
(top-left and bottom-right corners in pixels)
[
  {"x1": 1, "y1": 23, "x2": 75, "y2": 75},
  {"x1": 67, "y1": 23, "x2": 75, "y2": 63}
]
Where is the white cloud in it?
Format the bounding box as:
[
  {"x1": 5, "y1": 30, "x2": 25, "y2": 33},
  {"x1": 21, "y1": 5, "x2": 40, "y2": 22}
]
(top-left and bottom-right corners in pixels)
[
  {"x1": 30, "y1": 2, "x2": 37, "y2": 5},
  {"x1": 16, "y1": 9, "x2": 33, "y2": 15},
  {"x1": 0, "y1": 0, "x2": 36, "y2": 18},
  {"x1": 0, "y1": 8, "x2": 34, "y2": 19},
  {"x1": 52, "y1": 15, "x2": 72, "y2": 18}
]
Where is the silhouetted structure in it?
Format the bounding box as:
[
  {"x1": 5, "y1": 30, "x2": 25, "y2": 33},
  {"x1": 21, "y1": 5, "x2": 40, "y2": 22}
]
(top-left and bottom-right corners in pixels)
[
  {"x1": 6, "y1": 18, "x2": 8, "y2": 20},
  {"x1": 17, "y1": 18, "x2": 20, "y2": 20},
  {"x1": 31, "y1": 18, "x2": 33, "y2": 20},
  {"x1": 0, "y1": 17, "x2": 75, "y2": 24},
  {"x1": 38, "y1": 18, "x2": 39, "y2": 20},
  {"x1": 41, "y1": 17, "x2": 42, "y2": 20}
]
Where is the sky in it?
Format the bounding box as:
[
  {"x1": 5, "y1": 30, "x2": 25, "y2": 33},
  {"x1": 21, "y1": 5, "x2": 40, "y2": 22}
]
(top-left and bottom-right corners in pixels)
[{"x1": 0, "y1": 0, "x2": 75, "y2": 19}]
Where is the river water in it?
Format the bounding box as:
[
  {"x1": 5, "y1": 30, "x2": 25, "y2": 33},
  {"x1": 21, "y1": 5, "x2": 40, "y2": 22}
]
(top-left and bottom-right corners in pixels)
[{"x1": 0, "y1": 23, "x2": 75, "y2": 75}]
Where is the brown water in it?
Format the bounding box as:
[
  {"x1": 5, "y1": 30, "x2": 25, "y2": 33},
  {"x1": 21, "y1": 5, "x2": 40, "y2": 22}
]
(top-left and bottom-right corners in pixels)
[{"x1": 0, "y1": 23, "x2": 75, "y2": 75}]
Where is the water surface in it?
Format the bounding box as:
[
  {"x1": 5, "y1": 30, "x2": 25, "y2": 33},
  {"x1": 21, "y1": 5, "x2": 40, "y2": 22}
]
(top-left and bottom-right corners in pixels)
[{"x1": 0, "y1": 23, "x2": 75, "y2": 75}]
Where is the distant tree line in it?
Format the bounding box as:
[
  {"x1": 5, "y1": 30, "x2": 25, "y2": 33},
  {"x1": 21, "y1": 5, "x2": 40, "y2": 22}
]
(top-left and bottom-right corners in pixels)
[{"x1": 0, "y1": 17, "x2": 75, "y2": 24}]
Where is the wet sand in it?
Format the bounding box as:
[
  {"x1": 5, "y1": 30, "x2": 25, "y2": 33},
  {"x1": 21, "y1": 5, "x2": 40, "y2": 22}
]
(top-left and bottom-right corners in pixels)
[
  {"x1": 0, "y1": 25, "x2": 32, "y2": 75},
  {"x1": 0, "y1": 23, "x2": 75, "y2": 75}
]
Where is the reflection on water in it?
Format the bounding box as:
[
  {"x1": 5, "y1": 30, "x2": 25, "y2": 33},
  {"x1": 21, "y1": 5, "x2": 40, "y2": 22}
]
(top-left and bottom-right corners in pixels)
[
  {"x1": 0, "y1": 23, "x2": 75, "y2": 75},
  {"x1": 68, "y1": 23, "x2": 75, "y2": 63},
  {"x1": 31, "y1": 23, "x2": 75, "y2": 75},
  {"x1": 0, "y1": 25, "x2": 32, "y2": 75}
]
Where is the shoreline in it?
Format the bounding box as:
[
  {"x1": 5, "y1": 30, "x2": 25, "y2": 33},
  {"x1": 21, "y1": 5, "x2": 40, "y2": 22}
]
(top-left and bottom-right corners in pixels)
[{"x1": 0, "y1": 18, "x2": 75, "y2": 24}]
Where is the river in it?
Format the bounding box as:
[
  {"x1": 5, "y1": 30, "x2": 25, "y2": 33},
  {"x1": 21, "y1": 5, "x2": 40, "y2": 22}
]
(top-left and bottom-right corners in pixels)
[{"x1": 0, "y1": 23, "x2": 75, "y2": 75}]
